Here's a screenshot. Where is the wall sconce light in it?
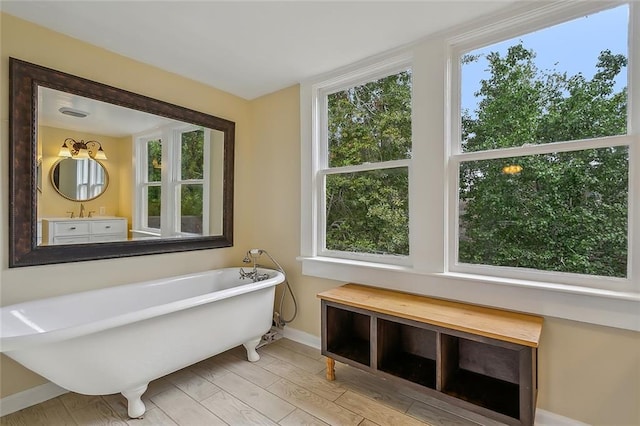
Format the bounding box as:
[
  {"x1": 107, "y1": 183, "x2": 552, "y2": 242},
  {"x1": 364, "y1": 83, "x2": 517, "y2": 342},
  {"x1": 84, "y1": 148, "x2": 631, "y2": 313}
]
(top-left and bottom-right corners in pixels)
[{"x1": 58, "y1": 138, "x2": 107, "y2": 160}]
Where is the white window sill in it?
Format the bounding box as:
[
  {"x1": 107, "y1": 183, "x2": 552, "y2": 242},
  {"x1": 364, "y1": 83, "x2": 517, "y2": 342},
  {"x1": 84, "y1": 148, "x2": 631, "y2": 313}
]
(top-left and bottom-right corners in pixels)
[{"x1": 298, "y1": 256, "x2": 640, "y2": 331}]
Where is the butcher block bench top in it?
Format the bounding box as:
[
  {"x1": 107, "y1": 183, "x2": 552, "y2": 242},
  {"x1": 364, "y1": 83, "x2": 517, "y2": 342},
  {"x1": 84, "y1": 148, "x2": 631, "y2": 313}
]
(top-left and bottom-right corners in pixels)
[{"x1": 317, "y1": 284, "x2": 543, "y2": 348}]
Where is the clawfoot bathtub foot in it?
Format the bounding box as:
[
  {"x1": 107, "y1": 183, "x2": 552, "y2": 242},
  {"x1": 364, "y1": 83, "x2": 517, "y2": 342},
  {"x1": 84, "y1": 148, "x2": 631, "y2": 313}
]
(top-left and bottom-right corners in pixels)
[
  {"x1": 122, "y1": 384, "x2": 148, "y2": 418},
  {"x1": 243, "y1": 337, "x2": 262, "y2": 362}
]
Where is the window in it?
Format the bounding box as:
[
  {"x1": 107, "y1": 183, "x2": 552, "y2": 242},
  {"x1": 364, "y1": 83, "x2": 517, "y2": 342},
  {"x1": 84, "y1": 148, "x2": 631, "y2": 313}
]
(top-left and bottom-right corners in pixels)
[
  {"x1": 76, "y1": 158, "x2": 106, "y2": 200},
  {"x1": 301, "y1": 3, "x2": 639, "y2": 330},
  {"x1": 451, "y1": 5, "x2": 631, "y2": 283},
  {"x1": 318, "y1": 63, "x2": 412, "y2": 262},
  {"x1": 134, "y1": 125, "x2": 210, "y2": 238}
]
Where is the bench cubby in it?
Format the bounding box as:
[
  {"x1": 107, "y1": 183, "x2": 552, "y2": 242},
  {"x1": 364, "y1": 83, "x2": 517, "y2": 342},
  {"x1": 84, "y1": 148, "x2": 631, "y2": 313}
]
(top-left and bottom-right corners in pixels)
[{"x1": 318, "y1": 284, "x2": 542, "y2": 426}]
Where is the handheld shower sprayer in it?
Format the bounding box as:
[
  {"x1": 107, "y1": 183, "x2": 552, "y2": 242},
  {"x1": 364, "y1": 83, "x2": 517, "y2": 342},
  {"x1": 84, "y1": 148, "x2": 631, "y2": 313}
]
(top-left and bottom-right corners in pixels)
[{"x1": 239, "y1": 248, "x2": 298, "y2": 327}]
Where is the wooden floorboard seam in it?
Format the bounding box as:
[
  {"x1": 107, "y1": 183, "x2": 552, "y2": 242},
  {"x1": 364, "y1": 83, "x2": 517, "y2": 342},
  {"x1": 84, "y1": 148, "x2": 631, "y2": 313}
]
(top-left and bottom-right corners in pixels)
[{"x1": 1, "y1": 338, "x2": 495, "y2": 426}]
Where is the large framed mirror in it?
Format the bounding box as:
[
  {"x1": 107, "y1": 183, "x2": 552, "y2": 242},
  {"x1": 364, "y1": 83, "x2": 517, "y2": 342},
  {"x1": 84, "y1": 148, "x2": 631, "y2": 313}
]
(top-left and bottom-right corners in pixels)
[{"x1": 9, "y1": 58, "x2": 235, "y2": 267}]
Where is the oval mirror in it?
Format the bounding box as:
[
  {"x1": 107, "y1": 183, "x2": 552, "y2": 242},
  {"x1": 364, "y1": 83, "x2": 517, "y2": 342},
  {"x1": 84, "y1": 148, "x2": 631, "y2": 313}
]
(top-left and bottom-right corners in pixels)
[{"x1": 50, "y1": 158, "x2": 109, "y2": 201}]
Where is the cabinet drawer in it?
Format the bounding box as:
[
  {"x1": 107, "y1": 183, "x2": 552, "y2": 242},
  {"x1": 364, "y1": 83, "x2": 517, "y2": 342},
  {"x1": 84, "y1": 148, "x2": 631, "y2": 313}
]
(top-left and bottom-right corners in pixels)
[
  {"x1": 90, "y1": 220, "x2": 126, "y2": 235},
  {"x1": 53, "y1": 235, "x2": 91, "y2": 245},
  {"x1": 90, "y1": 234, "x2": 126, "y2": 243},
  {"x1": 53, "y1": 221, "x2": 90, "y2": 236}
]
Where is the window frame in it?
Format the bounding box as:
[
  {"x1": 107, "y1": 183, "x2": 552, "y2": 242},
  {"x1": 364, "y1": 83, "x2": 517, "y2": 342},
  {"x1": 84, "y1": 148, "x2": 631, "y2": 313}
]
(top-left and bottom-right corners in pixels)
[
  {"x1": 133, "y1": 124, "x2": 210, "y2": 238},
  {"x1": 300, "y1": 1, "x2": 640, "y2": 331},
  {"x1": 312, "y1": 55, "x2": 414, "y2": 265},
  {"x1": 447, "y1": 2, "x2": 636, "y2": 292}
]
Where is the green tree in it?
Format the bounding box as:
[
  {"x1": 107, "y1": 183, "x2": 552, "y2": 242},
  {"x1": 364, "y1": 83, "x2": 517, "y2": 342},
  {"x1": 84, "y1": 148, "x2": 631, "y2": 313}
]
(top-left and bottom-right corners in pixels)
[
  {"x1": 326, "y1": 71, "x2": 412, "y2": 255},
  {"x1": 147, "y1": 139, "x2": 162, "y2": 220},
  {"x1": 459, "y1": 44, "x2": 628, "y2": 277},
  {"x1": 180, "y1": 130, "x2": 204, "y2": 221}
]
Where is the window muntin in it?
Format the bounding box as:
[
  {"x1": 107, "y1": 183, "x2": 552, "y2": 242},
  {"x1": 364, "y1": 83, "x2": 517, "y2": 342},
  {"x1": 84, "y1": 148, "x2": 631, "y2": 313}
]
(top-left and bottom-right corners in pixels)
[
  {"x1": 454, "y1": 5, "x2": 630, "y2": 280},
  {"x1": 320, "y1": 67, "x2": 412, "y2": 260}
]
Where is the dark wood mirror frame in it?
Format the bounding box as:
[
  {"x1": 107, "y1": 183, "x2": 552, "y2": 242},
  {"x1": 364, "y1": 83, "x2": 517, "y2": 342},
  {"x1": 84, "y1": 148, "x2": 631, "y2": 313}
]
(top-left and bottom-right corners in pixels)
[{"x1": 9, "y1": 58, "x2": 235, "y2": 267}]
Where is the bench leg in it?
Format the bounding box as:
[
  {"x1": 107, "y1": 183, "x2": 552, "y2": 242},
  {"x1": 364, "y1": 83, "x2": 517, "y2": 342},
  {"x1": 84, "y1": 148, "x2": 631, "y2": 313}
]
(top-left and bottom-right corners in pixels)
[{"x1": 326, "y1": 357, "x2": 335, "y2": 381}]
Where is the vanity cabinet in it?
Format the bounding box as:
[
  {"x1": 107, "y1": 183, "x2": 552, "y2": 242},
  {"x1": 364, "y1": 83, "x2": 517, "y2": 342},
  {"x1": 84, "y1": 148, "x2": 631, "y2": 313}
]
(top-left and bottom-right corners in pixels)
[
  {"x1": 42, "y1": 217, "x2": 128, "y2": 245},
  {"x1": 318, "y1": 284, "x2": 543, "y2": 426}
]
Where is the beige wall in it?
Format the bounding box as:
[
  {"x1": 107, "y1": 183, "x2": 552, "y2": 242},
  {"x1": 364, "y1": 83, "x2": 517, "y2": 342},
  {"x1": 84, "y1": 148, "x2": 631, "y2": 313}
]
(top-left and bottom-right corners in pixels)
[
  {"x1": 2, "y1": 11, "x2": 639, "y2": 426},
  {"x1": 1, "y1": 13, "x2": 253, "y2": 396}
]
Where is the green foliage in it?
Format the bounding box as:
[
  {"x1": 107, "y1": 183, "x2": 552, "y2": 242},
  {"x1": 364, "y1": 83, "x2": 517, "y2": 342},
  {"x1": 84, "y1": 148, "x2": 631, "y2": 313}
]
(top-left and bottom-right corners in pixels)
[
  {"x1": 180, "y1": 130, "x2": 204, "y2": 218},
  {"x1": 459, "y1": 44, "x2": 628, "y2": 277},
  {"x1": 147, "y1": 139, "x2": 162, "y2": 217},
  {"x1": 326, "y1": 71, "x2": 411, "y2": 255},
  {"x1": 181, "y1": 130, "x2": 204, "y2": 180}
]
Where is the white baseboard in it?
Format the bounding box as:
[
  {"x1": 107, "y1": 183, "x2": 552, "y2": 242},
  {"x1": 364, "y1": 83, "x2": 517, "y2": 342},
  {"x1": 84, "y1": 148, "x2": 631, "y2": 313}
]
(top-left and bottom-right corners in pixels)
[
  {"x1": 281, "y1": 325, "x2": 321, "y2": 349},
  {"x1": 0, "y1": 382, "x2": 68, "y2": 417},
  {"x1": 281, "y1": 326, "x2": 589, "y2": 426},
  {"x1": 535, "y1": 409, "x2": 590, "y2": 426}
]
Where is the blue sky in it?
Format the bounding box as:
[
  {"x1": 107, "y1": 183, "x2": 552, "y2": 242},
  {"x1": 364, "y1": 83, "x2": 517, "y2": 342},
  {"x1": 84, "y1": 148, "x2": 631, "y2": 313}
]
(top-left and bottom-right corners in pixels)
[{"x1": 461, "y1": 5, "x2": 629, "y2": 114}]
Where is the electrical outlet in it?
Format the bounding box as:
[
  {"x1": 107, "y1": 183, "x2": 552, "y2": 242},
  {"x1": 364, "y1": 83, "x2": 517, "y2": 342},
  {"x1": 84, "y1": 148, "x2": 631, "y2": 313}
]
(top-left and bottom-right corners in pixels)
[{"x1": 99, "y1": 206, "x2": 106, "y2": 215}]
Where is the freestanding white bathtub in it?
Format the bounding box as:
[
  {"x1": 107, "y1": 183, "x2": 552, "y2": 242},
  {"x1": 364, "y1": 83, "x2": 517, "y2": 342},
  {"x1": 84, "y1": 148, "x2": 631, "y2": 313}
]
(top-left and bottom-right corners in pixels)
[{"x1": 0, "y1": 267, "x2": 284, "y2": 418}]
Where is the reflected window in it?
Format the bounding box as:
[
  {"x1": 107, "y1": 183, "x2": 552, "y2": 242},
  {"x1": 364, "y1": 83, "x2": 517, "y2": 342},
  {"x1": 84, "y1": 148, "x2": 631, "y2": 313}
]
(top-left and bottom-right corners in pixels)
[{"x1": 135, "y1": 126, "x2": 209, "y2": 237}]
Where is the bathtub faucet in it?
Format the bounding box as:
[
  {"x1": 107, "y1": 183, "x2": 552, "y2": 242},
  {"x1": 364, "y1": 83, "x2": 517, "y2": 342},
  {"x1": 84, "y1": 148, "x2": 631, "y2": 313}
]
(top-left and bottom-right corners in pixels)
[{"x1": 240, "y1": 249, "x2": 270, "y2": 282}]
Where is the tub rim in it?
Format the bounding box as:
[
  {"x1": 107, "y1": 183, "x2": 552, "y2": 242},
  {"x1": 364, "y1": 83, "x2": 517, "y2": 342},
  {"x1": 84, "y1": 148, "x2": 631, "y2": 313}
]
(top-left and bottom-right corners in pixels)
[{"x1": 0, "y1": 267, "x2": 284, "y2": 352}]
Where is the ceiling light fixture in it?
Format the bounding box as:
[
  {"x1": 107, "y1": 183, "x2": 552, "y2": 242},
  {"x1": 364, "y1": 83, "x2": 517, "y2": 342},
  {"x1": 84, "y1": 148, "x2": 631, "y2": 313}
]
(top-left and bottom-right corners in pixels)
[
  {"x1": 58, "y1": 138, "x2": 107, "y2": 160},
  {"x1": 58, "y1": 107, "x2": 89, "y2": 118}
]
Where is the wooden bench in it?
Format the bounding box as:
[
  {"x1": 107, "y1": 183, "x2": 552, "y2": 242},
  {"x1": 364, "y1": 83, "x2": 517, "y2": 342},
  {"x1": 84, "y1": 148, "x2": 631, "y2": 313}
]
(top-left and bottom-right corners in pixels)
[{"x1": 318, "y1": 284, "x2": 543, "y2": 426}]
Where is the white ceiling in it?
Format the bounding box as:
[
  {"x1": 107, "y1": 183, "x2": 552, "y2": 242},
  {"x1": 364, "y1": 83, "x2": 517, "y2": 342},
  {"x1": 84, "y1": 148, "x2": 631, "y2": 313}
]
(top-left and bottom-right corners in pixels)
[
  {"x1": 2, "y1": 1, "x2": 519, "y2": 100},
  {"x1": 39, "y1": 87, "x2": 181, "y2": 138}
]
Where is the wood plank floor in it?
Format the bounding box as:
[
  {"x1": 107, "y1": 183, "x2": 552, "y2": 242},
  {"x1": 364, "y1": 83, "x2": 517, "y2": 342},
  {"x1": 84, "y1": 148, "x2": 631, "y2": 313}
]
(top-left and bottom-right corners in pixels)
[{"x1": 1, "y1": 338, "x2": 503, "y2": 426}]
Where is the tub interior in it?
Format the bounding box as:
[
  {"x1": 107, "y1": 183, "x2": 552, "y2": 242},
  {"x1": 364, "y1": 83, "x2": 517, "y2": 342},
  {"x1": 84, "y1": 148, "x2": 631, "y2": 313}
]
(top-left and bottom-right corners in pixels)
[{"x1": 1, "y1": 268, "x2": 280, "y2": 339}]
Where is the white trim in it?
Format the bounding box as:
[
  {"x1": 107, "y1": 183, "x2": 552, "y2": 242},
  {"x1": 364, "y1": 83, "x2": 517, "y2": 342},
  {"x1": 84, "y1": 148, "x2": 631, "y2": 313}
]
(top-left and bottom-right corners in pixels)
[
  {"x1": 535, "y1": 409, "x2": 591, "y2": 426},
  {"x1": 447, "y1": 1, "x2": 624, "y2": 54},
  {"x1": 133, "y1": 125, "x2": 210, "y2": 237},
  {"x1": 309, "y1": 56, "x2": 413, "y2": 264},
  {"x1": 281, "y1": 326, "x2": 321, "y2": 350},
  {"x1": 321, "y1": 159, "x2": 411, "y2": 176},
  {"x1": 0, "y1": 382, "x2": 68, "y2": 417},
  {"x1": 453, "y1": 135, "x2": 633, "y2": 162},
  {"x1": 447, "y1": 3, "x2": 637, "y2": 292},
  {"x1": 299, "y1": 257, "x2": 640, "y2": 332}
]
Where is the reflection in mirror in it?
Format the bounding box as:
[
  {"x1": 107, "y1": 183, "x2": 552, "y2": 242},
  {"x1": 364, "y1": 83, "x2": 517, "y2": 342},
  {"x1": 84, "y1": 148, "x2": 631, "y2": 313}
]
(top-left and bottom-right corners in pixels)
[
  {"x1": 50, "y1": 158, "x2": 108, "y2": 201},
  {"x1": 9, "y1": 58, "x2": 235, "y2": 267},
  {"x1": 36, "y1": 158, "x2": 43, "y2": 193}
]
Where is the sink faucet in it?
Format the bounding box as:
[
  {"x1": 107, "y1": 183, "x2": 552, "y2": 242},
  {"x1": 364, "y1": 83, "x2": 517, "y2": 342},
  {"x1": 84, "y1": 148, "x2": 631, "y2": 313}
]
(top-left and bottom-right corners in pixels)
[{"x1": 79, "y1": 203, "x2": 85, "y2": 218}]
